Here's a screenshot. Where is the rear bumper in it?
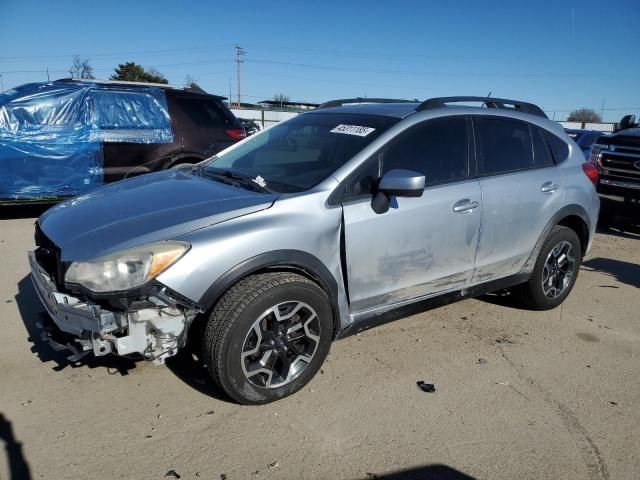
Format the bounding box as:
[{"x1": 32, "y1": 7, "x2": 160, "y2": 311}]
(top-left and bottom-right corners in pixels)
[{"x1": 28, "y1": 251, "x2": 197, "y2": 364}]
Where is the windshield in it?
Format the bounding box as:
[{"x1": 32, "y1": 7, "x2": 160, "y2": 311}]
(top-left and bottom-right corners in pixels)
[{"x1": 203, "y1": 113, "x2": 398, "y2": 193}]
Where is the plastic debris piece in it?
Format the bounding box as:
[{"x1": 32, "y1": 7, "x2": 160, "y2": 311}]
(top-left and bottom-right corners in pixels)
[
  {"x1": 416, "y1": 381, "x2": 436, "y2": 393},
  {"x1": 165, "y1": 470, "x2": 181, "y2": 479},
  {"x1": 478, "y1": 358, "x2": 488, "y2": 364},
  {"x1": 267, "y1": 461, "x2": 279, "y2": 470}
]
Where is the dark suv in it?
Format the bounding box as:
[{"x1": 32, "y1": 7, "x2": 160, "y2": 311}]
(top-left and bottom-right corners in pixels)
[
  {"x1": 589, "y1": 114, "x2": 640, "y2": 215},
  {"x1": 0, "y1": 79, "x2": 245, "y2": 204}
]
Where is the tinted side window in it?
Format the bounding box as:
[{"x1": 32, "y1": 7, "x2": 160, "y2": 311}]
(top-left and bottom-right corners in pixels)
[
  {"x1": 476, "y1": 117, "x2": 533, "y2": 175},
  {"x1": 175, "y1": 98, "x2": 227, "y2": 126},
  {"x1": 544, "y1": 131, "x2": 569, "y2": 163},
  {"x1": 532, "y1": 127, "x2": 554, "y2": 168},
  {"x1": 381, "y1": 117, "x2": 468, "y2": 186}
]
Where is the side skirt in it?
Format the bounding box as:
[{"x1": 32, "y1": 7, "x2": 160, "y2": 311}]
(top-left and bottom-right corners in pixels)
[{"x1": 336, "y1": 272, "x2": 529, "y2": 339}]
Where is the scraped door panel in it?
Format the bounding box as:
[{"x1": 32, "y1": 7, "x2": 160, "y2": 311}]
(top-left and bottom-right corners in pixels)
[{"x1": 343, "y1": 179, "x2": 482, "y2": 314}]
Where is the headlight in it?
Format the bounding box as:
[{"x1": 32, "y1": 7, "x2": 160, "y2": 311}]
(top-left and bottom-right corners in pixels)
[{"x1": 65, "y1": 242, "x2": 189, "y2": 293}]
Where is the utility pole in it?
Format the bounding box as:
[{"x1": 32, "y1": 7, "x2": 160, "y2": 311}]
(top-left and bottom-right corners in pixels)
[
  {"x1": 229, "y1": 77, "x2": 232, "y2": 108},
  {"x1": 600, "y1": 99, "x2": 606, "y2": 121},
  {"x1": 235, "y1": 45, "x2": 245, "y2": 108},
  {"x1": 0, "y1": 74, "x2": 4, "y2": 93},
  {"x1": 46, "y1": 67, "x2": 50, "y2": 82}
]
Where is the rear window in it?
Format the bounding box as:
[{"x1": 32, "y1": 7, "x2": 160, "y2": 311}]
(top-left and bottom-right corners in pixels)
[
  {"x1": 476, "y1": 117, "x2": 533, "y2": 175},
  {"x1": 544, "y1": 131, "x2": 570, "y2": 163}
]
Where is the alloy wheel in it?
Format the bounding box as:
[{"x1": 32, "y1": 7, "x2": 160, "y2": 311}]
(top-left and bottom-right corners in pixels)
[{"x1": 241, "y1": 301, "x2": 321, "y2": 388}]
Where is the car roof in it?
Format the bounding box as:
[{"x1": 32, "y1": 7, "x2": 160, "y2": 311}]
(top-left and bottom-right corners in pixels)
[{"x1": 53, "y1": 78, "x2": 224, "y2": 98}]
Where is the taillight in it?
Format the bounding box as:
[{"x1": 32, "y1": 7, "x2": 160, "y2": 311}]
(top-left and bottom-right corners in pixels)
[
  {"x1": 588, "y1": 144, "x2": 603, "y2": 166},
  {"x1": 226, "y1": 129, "x2": 246, "y2": 140},
  {"x1": 582, "y1": 162, "x2": 599, "y2": 186}
]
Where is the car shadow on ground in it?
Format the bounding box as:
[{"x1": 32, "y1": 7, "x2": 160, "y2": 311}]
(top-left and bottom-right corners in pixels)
[
  {"x1": 582, "y1": 257, "x2": 640, "y2": 289},
  {"x1": 14, "y1": 276, "x2": 137, "y2": 375},
  {"x1": 355, "y1": 464, "x2": 476, "y2": 479},
  {"x1": 165, "y1": 347, "x2": 230, "y2": 401},
  {"x1": 0, "y1": 413, "x2": 32, "y2": 480},
  {"x1": 0, "y1": 204, "x2": 52, "y2": 220}
]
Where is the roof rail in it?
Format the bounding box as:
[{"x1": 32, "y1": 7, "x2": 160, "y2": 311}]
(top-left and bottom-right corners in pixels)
[
  {"x1": 317, "y1": 97, "x2": 417, "y2": 110},
  {"x1": 416, "y1": 96, "x2": 547, "y2": 118},
  {"x1": 55, "y1": 78, "x2": 216, "y2": 96}
]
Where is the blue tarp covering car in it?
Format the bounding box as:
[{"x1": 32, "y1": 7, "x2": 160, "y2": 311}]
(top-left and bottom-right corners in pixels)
[{"x1": 0, "y1": 80, "x2": 173, "y2": 201}]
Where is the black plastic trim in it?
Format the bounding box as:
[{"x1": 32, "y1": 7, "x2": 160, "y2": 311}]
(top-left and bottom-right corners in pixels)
[
  {"x1": 337, "y1": 272, "x2": 529, "y2": 339},
  {"x1": 198, "y1": 250, "x2": 341, "y2": 332},
  {"x1": 522, "y1": 204, "x2": 591, "y2": 272}
]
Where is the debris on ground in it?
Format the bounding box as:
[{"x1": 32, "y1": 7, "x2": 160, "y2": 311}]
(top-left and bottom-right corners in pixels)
[
  {"x1": 165, "y1": 470, "x2": 181, "y2": 479},
  {"x1": 416, "y1": 381, "x2": 436, "y2": 393},
  {"x1": 267, "y1": 461, "x2": 279, "y2": 470},
  {"x1": 478, "y1": 358, "x2": 488, "y2": 364},
  {"x1": 20, "y1": 400, "x2": 32, "y2": 406},
  {"x1": 610, "y1": 401, "x2": 618, "y2": 406},
  {"x1": 206, "y1": 410, "x2": 215, "y2": 415}
]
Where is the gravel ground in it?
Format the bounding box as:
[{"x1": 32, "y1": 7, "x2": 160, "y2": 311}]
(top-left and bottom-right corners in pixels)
[{"x1": 0, "y1": 207, "x2": 638, "y2": 480}]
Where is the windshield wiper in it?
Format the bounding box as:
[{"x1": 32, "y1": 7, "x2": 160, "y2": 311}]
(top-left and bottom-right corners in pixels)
[{"x1": 199, "y1": 167, "x2": 272, "y2": 193}]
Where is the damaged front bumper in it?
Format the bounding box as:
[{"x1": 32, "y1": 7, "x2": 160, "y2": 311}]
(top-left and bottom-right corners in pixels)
[{"x1": 28, "y1": 251, "x2": 200, "y2": 364}]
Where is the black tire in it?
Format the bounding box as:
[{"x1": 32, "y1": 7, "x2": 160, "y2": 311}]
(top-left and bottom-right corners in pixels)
[
  {"x1": 203, "y1": 272, "x2": 333, "y2": 405},
  {"x1": 515, "y1": 225, "x2": 582, "y2": 310}
]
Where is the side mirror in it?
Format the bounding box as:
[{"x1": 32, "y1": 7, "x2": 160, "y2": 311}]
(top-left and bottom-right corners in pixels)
[
  {"x1": 619, "y1": 114, "x2": 636, "y2": 130},
  {"x1": 378, "y1": 169, "x2": 425, "y2": 197}
]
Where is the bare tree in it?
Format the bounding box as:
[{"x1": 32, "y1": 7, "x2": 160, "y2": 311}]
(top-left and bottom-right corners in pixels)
[
  {"x1": 69, "y1": 55, "x2": 95, "y2": 79},
  {"x1": 567, "y1": 108, "x2": 602, "y2": 123},
  {"x1": 184, "y1": 75, "x2": 200, "y2": 89},
  {"x1": 273, "y1": 93, "x2": 290, "y2": 105}
]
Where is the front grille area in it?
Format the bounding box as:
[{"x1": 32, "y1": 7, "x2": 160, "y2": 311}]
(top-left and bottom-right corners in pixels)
[
  {"x1": 34, "y1": 224, "x2": 64, "y2": 288},
  {"x1": 600, "y1": 145, "x2": 640, "y2": 183}
]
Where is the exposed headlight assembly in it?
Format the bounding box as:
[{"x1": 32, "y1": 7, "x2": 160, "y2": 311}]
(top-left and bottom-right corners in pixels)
[{"x1": 65, "y1": 242, "x2": 189, "y2": 293}]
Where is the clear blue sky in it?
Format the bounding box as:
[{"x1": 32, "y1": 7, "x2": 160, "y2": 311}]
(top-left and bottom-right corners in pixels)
[{"x1": 1, "y1": 0, "x2": 639, "y2": 121}]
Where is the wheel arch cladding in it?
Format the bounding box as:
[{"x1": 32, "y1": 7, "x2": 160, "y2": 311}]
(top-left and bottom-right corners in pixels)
[
  {"x1": 198, "y1": 250, "x2": 341, "y2": 335},
  {"x1": 523, "y1": 204, "x2": 591, "y2": 272},
  {"x1": 557, "y1": 214, "x2": 589, "y2": 256}
]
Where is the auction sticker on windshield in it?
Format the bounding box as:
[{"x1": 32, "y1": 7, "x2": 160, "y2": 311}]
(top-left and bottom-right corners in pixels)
[{"x1": 330, "y1": 124, "x2": 376, "y2": 137}]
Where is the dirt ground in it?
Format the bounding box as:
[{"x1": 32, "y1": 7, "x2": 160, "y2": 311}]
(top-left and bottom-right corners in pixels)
[{"x1": 1, "y1": 207, "x2": 639, "y2": 480}]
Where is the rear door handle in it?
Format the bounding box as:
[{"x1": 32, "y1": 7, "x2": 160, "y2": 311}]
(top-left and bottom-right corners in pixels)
[
  {"x1": 452, "y1": 199, "x2": 479, "y2": 213},
  {"x1": 541, "y1": 181, "x2": 560, "y2": 193}
]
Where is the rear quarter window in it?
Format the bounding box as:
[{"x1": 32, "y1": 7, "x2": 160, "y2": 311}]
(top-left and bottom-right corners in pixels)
[
  {"x1": 544, "y1": 131, "x2": 570, "y2": 163},
  {"x1": 174, "y1": 97, "x2": 230, "y2": 127}
]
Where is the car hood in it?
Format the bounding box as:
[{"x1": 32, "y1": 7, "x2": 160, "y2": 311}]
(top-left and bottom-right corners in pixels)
[{"x1": 38, "y1": 169, "x2": 278, "y2": 261}]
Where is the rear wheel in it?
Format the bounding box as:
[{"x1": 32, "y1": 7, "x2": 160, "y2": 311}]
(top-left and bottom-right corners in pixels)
[
  {"x1": 202, "y1": 272, "x2": 332, "y2": 404},
  {"x1": 515, "y1": 226, "x2": 582, "y2": 310}
]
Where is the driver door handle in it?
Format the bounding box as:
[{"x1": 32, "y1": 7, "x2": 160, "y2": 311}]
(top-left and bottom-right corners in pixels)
[
  {"x1": 541, "y1": 181, "x2": 560, "y2": 193},
  {"x1": 453, "y1": 199, "x2": 479, "y2": 213}
]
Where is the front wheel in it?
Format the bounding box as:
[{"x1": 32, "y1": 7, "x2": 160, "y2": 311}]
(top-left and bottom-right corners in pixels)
[
  {"x1": 515, "y1": 226, "x2": 582, "y2": 310},
  {"x1": 203, "y1": 272, "x2": 333, "y2": 404}
]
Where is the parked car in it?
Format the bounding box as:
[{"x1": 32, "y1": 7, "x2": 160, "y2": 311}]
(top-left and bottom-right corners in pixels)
[
  {"x1": 238, "y1": 117, "x2": 261, "y2": 136},
  {"x1": 0, "y1": 79, "x2": 245, "y2": 204},
  {"x1": 589, "y1": 114, "x2": 640, "y2": 217},
  {"x1": 29, "y1": 96, "x2": 599, "y2": 404},
  {"x1": 565, "y1": 128, "x2": 601, "y2": 158}
]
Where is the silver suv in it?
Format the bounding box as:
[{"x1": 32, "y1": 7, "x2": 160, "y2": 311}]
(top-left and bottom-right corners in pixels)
[{"x1": 29, "y1": 96, "x2": 600, "y2": 404}]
